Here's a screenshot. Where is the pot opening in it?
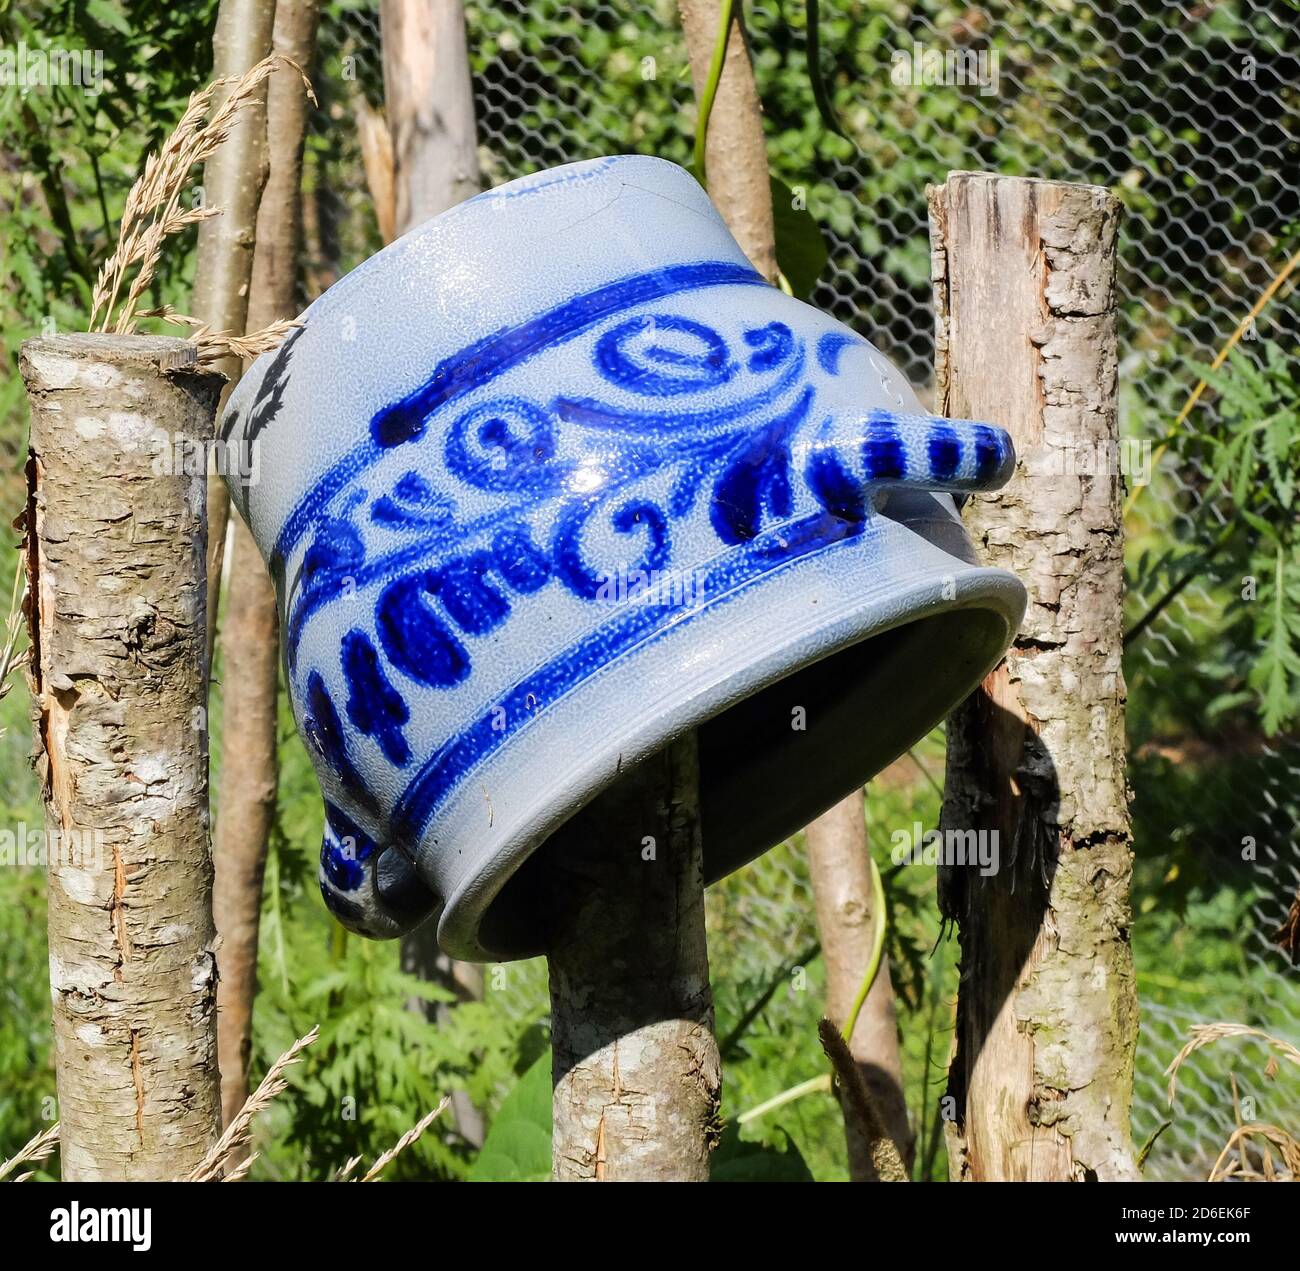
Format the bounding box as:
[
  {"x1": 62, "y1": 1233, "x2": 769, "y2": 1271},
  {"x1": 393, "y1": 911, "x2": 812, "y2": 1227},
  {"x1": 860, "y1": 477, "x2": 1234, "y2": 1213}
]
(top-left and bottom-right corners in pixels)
[{"x1": 476, "y1": 603, "x2": 1010, "y2": 959}]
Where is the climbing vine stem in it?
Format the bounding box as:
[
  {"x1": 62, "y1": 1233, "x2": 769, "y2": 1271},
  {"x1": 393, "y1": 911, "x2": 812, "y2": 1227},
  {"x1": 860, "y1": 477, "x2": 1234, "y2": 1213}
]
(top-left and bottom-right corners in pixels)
[
  {"x1": 691, "y1": 0, "x2": 734, "y2": 184},
  {"x1": 840, "y1": 852, "x2": 886, "y2": 1043}
]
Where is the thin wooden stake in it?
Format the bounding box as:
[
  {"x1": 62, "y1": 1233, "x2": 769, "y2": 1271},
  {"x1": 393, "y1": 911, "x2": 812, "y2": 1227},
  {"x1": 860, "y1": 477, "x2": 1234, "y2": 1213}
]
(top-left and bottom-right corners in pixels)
[
  {"x1": 214, "y1": 0, "x2": 320, "y2": 1144},
  {"x1": 380, "y1": 0, "x2": 482, "y2": 234},
  {"x1": 378, "y1": 0, "x2": 489, "y2": 1151},
  {"x1": 192, "y1": 0, "x2": 276, "y2": 661},
  {"x1": 806, "y1": 796, "x2": 913, "y2": 1176}
]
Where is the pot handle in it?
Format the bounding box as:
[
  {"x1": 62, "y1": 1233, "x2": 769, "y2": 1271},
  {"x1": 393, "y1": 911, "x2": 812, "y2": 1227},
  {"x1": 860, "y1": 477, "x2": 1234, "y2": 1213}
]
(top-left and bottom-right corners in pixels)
[
  {"x1": 802, "y1": 410, "x2": 1016, "y2": 504},
  {"x1": 317, "y1": 801, "x2": 440, "y2": 940}
]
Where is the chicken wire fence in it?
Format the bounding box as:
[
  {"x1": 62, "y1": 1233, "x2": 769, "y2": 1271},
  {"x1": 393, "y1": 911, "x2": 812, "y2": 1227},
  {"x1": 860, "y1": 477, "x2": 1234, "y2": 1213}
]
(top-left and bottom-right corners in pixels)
[{"x1": 315, "y1": 1, "x2": 1299, "y2": 1179}]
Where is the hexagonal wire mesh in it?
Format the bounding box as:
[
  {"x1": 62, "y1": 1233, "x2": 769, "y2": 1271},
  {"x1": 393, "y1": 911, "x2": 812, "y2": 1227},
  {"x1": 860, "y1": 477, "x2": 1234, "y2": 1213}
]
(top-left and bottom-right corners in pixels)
[{"x1": 314, "y1": 1, "x2": 1299, "y2": 1179}]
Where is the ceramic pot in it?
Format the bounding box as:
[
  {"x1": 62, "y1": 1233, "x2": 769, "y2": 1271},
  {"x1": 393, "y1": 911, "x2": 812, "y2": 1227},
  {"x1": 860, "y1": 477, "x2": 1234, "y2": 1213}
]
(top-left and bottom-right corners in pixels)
[{"x1": 220, "y1": 155, "x2": 1026, "y2": 961}]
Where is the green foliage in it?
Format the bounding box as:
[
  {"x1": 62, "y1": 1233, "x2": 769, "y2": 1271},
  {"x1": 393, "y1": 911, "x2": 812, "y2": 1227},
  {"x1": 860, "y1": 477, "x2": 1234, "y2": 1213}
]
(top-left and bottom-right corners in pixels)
[
  {"x1": 0, "y1": 0, "x2": 219, "y2": 510},
  {"x1": 770, "y1": 175, "x2": 828, "y2": 299},
  {"x1": 467, "y1": 1053, "x2": 551, "y2": 1182},
  {"x1": 704, "y1": 728, "x2": 959, "y2": 1182},
  {"x1": 710, "y1": 1123, "x2": 813, "y2": 1181},
  {"x1": 1195, "y1": 346, "x2": 1300, "y2": 733},
  {"x1": 1130, "y1": 341, "x2": 1300, "y2": 734},
  {"x1": 0, "y1": 683, "x2": 57, "y2": 1175}
]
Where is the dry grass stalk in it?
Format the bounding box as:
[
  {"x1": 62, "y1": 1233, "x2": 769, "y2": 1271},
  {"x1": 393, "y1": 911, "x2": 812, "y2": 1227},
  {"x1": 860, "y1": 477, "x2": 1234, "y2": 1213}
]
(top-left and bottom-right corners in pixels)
[
  {"x1": 334, "y1": 1154, "x2": 364, "y2": 1182},
  {"x1": 817, "y1": 1018, "x2": 908, "y2": 1181},
  {"x1": 1166, "y1": 1022, "x2": 1300, "y2": 1182},
  {"x1": 357, "y1": 1098, "x2": 450, "y2": 1182},
  {"x1": 186, "y1": 1025, "x2": 319, "y2": 1181},
  {"x1": 0, "y1": 560, "x2": 29, "y2": 742},
  {"x1": 89, "y1": 53, "x2": 315, "y2": 337},
  {"x1": 221, "y1": 1152, "x2": 259, "y2": 1184},
  {"x1": 1207, "y1": 1123, "x2": 1300, "y2": 1182},
  {"x1": 0, "y1": 1122, "x2": 60, "y2": 1182},
  {"x1": 138, "y1": 306, "x2": 301, "y2": 364},
  {"x1": 5, "y1": 1037, "x2": 447, "y2": 1182},
  {"x1": 1165, "y1": 1022, "x2": 1300, "y2": 1105}
]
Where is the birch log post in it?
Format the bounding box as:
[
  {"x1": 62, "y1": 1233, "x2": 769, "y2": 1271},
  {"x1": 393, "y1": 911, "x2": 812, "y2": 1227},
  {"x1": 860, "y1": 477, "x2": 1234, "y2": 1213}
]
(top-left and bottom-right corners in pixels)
[
  {"x1": 21, "y1": 335, "x2": 224, "y2": 1180},
  {"x1": 214, "y1": 0, "x2": 320, "y2": 1133},
  {"x1": 929, "y1": 172, "x2": 1140, "y2": 1181},
  {"x1": 545, "y1": 735, "x2": 719, "y2": 1181}
]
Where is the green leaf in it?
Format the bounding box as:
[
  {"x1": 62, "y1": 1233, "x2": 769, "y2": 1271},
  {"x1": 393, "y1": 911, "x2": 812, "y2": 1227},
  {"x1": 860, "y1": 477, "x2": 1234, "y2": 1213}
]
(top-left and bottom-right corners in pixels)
[
  {"x1": 83, "y1": 0, "x2": 132, "y2": 36},
  {"x1": 468, "y1": 1053, "x2": 552, "y2": 1182},
  {"x1": 709, "y1": 1123, "x2": 814, "y2": 1181},
  {"x1": 770, "y1": 175, "x2": 828, "y2": 300}
]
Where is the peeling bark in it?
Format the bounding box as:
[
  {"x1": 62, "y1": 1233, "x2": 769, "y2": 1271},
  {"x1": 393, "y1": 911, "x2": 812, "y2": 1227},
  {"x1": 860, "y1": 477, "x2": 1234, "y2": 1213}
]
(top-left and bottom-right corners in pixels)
[
  {"x1": 21, "y1": 334, "x2": 224, "y2": 1180},
  {"x1": 805, "y1": 795, "x2": 914, "y2": 1176},
  {"x1": 546, "y1": 735, "x2": 720, "y2": 1181},
  {"x1": 214, "y1": 0, "x2": 320, "y2": 1136},
  {"x1": 930, "y1": 172, "x2": 1140, "y2": 1181},
  {"x1": 677, "y1": 0, "x2": 778, "y2": 283},
  {"x1": 192, "y1": 0, "x2": 275, "y2": 662}
]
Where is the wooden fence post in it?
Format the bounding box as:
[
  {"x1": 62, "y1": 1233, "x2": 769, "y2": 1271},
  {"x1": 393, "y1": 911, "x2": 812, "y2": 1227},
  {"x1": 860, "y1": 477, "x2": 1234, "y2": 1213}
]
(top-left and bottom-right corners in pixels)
[
  {"x1": 929, "y1": 172, "x2": 1140, "y2": 1181},
  {"x1": 380, "y1": 0, "x2": 482, "y2": 235},
  {"x1": 21, "y1": 334, "x2": 224, "y2": 1180},
  {"x1": 677, "y1": 0, "x2": 778, "y2": 281},
  {"x1": 545, "y1": 734, "x2": 720, "y2": 1181}
]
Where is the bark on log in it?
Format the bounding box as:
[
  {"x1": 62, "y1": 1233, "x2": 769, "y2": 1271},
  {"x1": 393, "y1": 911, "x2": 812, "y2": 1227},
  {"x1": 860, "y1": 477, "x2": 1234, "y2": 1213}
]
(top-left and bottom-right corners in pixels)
[
  {"x1": 21, "y1": 334, "x2": 224, "y2": 1180},
  {"x1": 546, "y1": 734, "x2": 720, "y2": 1181},
  {"x1": 677, "y1": 0, "x2": 778, "y2": 282},
  {"x1": 191, "y1": 0, "x2": 275, "y2": 662},
  {"x1": 929, "y1": 171, "x2": 1140, "y2": 1181},
  {"x1": 805, "y1": 795, "x2": 914, "y2": 1176},
  {"x1": 214, "y1": 0, "x2": 320, "y2": 1134},
  {"x1": 380, "y1": 0, "x2": 481, "y2": 235}
]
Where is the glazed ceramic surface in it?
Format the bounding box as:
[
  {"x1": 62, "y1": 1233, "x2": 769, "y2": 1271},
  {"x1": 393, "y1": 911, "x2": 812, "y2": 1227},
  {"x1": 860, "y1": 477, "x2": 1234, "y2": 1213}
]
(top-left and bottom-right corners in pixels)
[{"x1": 221, "y1": 155, "x2": 1026, "y2": 960}]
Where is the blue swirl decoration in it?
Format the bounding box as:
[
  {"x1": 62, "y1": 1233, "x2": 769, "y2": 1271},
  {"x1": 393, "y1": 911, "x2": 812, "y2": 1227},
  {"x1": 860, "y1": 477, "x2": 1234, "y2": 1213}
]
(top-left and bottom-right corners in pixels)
[
  {"x1": 594, "y1": 314, "x2": 735, "y2": 395},
  {"x1": 446, "y1": 396, "x2": 563, "y2": 492}
]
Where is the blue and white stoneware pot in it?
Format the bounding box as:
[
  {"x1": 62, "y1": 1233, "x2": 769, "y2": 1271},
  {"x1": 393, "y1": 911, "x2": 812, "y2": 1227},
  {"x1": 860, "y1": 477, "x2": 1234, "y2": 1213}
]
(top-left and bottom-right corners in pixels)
[{"x1": 220, "y1": 155, "x2": 1027, "y2": 961}]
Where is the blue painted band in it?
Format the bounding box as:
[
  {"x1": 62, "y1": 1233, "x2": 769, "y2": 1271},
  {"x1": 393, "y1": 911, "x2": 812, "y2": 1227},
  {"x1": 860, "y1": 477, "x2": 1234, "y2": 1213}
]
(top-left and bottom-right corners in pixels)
[{"x1": 271, "y1": 260, "x2": 770, "y2": 570}]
